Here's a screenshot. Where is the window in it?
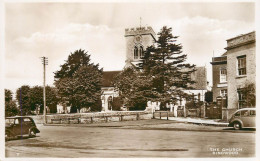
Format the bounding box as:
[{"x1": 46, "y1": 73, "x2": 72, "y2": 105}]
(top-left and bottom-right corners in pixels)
[
  {"x1": 14, "y1": 119, "x2": 19, "y2": 125},
  {"x1": 241, "y1": 110, "x2": 249, "y2": 116},
  {"x1": 237, "y1": 88, "x2": 246, "y2": 109},
  {"x1": 220, "y1": 89, "x2": 227, "y2": 97},
  {"x1": 220, "y1": 68, "x2": 227, "y2": 82},
  {"x1": 139, "y1": 46, "x2": 144, "y2": 58},
  {"x1": 250, "y1": 110, "x2": 256, "y2": 116},
  {"x1": 237, "y1": 56, "x2": 246, "y2": 76},
  {"x1": 5, "y1": 119, "x2": 15, "y2": 124},
  {"x1": 234, "y1": 111, "x2": 240, "y2": 117},
  {"x1": 23, "y1": 118, "x2": 32, "y2": 122},
  {"x1": 134, "y1": 46, "x2": 138, "y2": 59}
]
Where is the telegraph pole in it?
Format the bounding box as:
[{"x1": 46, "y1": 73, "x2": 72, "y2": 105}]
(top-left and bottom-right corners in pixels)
[{"x1": 41, "y1": 56, "x2": 48, "y2": 124}]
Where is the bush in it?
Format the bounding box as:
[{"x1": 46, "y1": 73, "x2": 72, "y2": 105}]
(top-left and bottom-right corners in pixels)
[
  {"x1": 185, "y1": 101, "x2": 204, "y2": 109},
  {"x1": 128, "y1": 98, "x2": 146, "y2": 111},
  {"x1": 90, "y1": 99, "x2": 102, "y2": 112},
  {"x1": 205, "y1": 91, "x2": 213, "y2": 103},
  {"x1": 111, "y1": 97, "x2": 123, "y2": 111}
]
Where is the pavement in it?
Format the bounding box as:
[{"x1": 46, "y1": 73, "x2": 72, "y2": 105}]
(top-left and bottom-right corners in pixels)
[{"x1": 158, "y1": 117, "x2": 229, "y2": 127}]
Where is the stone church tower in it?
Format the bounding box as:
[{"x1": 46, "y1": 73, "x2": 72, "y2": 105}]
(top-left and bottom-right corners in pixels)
[{"x1": 124, "y1": 26, "x2": 156, "y2": 67}]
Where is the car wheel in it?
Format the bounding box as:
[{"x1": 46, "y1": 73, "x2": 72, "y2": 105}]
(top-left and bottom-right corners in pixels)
[
  {"x1": 233, "y1": 122, "x2": 241, "y2": 130},
  {"x1": 29, "y1": 129, "x2": 36, "y2": 137}
]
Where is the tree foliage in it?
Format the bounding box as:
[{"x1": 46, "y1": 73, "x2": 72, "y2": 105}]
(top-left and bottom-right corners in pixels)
[
  {"x1": 240, "y1": 82, "x2": 256, "y2": 107},
  {"x1": 15, "y1": 85, "x2": 58, "y2": 114},
  {"x1": 54, "y1": 49, "x2": 103, "y2": 112},
  {"x1": 113, "y1": 67, "x2": 150, "y2": 110},
  {"x1": 138, "y1": 26, "x2": 196, "y2": 103},
  {"x1": 5, "y1": 89, "x2": 18, "y2": 117},
  {"x1": 29, "y1": 86, "x2": 59, "y2": 113},
  {"x1": 16, "y1": 85, "x2": 31, "y2": 115},
  {"x1": 205, "y1": 91, "x2": 213, "y2": 103}
]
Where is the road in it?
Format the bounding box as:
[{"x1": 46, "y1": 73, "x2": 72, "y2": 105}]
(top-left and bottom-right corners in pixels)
[{"x1": 5, "y1": 120, "x2": 255, "y2": 158}]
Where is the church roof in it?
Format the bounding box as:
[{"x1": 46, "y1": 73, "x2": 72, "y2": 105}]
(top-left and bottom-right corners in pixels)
[{"x1": 102, "y1": 71, "x2": 121, "y2": 87}]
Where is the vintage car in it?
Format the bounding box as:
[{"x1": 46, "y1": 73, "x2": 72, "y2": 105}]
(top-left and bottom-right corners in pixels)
[
  {"x1": 228, "y1": 108, "x2": 256, "y2": 130},
  {"x1": 5, "y1": 116, "x2": 40, "y2": 140}
]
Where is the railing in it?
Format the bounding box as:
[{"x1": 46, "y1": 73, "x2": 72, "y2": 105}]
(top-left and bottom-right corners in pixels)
[{"x1": 153, "y1": 111, "x2": 170, "y2": 120}]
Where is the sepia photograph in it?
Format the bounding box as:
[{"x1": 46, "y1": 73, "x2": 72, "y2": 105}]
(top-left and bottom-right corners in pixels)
[{"x1": 1, "y1": 0, "x2": 258, "y2": 159}]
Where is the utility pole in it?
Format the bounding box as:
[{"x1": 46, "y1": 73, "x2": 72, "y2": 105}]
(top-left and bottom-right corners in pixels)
[{"x1": 41, "y1": 56, "x2": 48, "y2": 124}]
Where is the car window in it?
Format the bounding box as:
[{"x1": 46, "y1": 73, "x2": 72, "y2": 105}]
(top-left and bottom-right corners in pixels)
[
  {"x1": 14, "y1": 119, "x2": 20, "y2": 124},
  {"x1": 241, "y1": 110, "x2": 249, "y2": 116},
  {"x1": 250, "y1": 110, "x2": 256, "y2": 116},
  {"x1": 5, "y1": 119, "x2": 15, "y2": 124},
  {"x1": 234, "y1": 111, "x2": 240, "y2": 117},
  {"x1": 23, "y1": 118, "x2": 32, "y2": 123}
]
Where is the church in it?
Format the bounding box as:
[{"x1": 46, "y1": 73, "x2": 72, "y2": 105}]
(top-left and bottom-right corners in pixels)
[{"x1": 100, "y1": 26, "x2": 208, "y2": 112}]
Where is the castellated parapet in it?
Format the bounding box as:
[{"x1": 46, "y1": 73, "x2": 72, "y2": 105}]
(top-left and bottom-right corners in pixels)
[{"x1": 125, "y1": 26, "x2": 156, "y2": 39}]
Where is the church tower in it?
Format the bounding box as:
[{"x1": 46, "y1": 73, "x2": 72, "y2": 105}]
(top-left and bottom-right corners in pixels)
[{"x1": 124, "y1": 26, "x2": 156, "y2": 67}]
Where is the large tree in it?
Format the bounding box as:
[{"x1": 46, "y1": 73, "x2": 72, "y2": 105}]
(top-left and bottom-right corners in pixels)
[
  {"x1": 114, "y1": 67, "x2": 151, "y2": 110},
  {"x1": 16, "y1": 85, "x2": 31, "y2": 115},
  {"x1": 29, "y1": 86, "x2": 59, "y2": 113},
  {"x1": 54, "y1": 49, "x2": 103, "y2": 112},
  {"x1": 138, "y1": 26, "x2": 195, "y2": 105},
  {"x1": 5, "y1": 89, "x2": 18, "y2": 117}
]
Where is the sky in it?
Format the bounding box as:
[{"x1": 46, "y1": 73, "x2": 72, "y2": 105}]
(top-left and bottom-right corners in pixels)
[{"x1": 4, "y1": 2, "x2": 255, "y2": 94}]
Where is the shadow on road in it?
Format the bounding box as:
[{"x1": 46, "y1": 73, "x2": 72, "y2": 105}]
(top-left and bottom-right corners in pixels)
[
  {"x1": 222, "y1": 128, "x2": 256, "y2": 131},
  {"x1": 6, "y1": 135, "x2": 39, "y2": 142}
]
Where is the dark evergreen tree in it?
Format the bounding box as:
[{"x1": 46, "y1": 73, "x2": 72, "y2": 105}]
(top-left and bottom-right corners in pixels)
[
  {"x1": 138, "y1": 26, "x2": 196, "y2": 105},
  {"x1": 54, "y1": 49, "x2": 103, "y2": 112}
]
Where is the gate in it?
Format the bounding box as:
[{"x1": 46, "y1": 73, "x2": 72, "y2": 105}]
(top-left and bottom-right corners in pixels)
[{"x1": 206, "y1": 96, "x2": 226, "y2": 119}]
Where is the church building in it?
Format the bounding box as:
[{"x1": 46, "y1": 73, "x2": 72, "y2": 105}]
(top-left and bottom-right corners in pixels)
[{"x1": 101, "y1": 26, "x2": 208, "y2": 112}]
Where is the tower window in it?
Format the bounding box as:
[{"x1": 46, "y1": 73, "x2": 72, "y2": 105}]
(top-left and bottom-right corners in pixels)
[
  {"x1": 139, "y1": 46, "x2": 144, "y2": 58},
  {"x1": 134, "y1": 46, "x2": 138, "y2": 59}
]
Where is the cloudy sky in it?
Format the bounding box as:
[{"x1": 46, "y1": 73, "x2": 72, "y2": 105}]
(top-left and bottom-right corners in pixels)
[{"x1": 5, "y1": 2, "x2": 255, "y2": 93}]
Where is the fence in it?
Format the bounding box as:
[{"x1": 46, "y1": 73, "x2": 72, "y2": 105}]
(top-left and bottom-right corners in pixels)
[{"x1": 153, "y1": 111, "x2": 175, "y2": 120}]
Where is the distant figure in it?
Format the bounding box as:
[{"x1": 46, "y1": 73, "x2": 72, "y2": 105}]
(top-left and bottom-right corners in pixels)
[{"x1": 108, "y1": 96, "x2": 113, "y2": 111}]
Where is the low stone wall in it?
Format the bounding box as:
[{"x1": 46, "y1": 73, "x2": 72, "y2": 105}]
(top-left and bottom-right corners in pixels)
[{"x1": 30, "y1": 111, "x2": 153, "y2": 124}]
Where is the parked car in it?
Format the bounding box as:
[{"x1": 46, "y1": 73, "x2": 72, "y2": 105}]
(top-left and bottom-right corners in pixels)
[
  {"x1": 5, "y1": 116, "x2": 40, "y2": 140},
  {"x1": 228, "y1": 108, "x2": 256, "y2": 130}
]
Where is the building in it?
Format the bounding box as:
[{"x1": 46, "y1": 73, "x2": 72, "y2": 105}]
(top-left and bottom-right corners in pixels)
[
  {"x1": 101, "y1": 71, "x2": 120, "y2": 111},
  {"x1": 101, "y1": 26, "x2": 208, "y2": 112},
  {"x1": 211, "y1": 52, "x2": 227, "y2": 102},
  {"x1": 124, "y1": 26, "x2": 156, "y2": 67},
  {"x1": 183, "y1": 66, "x2": 208, "y2": 102},
  {"x1": 211, "y1": 31, "x2": 255, "y2": 120},
  {"x1": 101, "y1": 26, "x2": 157, "y2": 111}
]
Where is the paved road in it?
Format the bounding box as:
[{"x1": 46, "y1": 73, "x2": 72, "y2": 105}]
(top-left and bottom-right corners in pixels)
[{"x1": 5, "y1": 120, "x2": 255, "y2": 158}]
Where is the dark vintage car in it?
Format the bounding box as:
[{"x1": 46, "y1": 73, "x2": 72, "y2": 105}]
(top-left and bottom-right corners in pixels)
[
  {"x1": 228, "y1": 108, "x2": 256, "y2": 130},
  {"x1": 5, "y1": 116, "x2": 40, "y2": 140}
]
